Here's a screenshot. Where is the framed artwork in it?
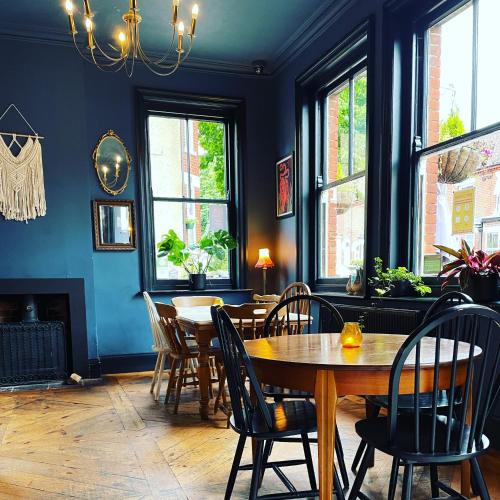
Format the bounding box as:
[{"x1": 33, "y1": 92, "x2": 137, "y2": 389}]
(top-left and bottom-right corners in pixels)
[
  {"x1": 276, "y1": 154, "x2": 294, "y2": 219},
  {"x1": 92, "y1": 199, "x2": 136, "y2": 251}
]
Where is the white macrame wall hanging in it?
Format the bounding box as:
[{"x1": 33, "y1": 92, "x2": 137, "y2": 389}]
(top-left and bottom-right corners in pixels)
[{"x1": 0, "y1": 104, "x2": 46, "y2": 222}]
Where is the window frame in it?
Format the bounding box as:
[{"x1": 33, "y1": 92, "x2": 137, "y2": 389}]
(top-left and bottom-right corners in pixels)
[
  {"x1": 136, "y1": 89, "x2": 245, "y2": 292},
  {"x1": 316, "y1": 61, "x2": 368, "y2": 283},
  {"x1": 295, "y1": 20, "x2": 374, "y2": 294},
  {"x1": 409, "y1": 0, "x2": 500, "y2": 275}
]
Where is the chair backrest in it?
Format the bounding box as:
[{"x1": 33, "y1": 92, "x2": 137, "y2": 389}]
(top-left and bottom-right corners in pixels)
[
  {"x1": 263, "y1": 294, "x2": 344, "y2": 338},
  {"x1": 253, "y1": 293, "x2": 281, "y2": 304},
  {"x1": 388, "y1": 304, "x2": 500, "y2": 456},
  {"x1": 143, "y1": 292, "x2": 170, "y2": 352},
  {"x1": 422, "y1": 291, "x2": 474, "y2": 323},
  {"x1": 222, "y1": 303, "x2": 276, "y2": 340},
  {"x1": 171, "y1": 296, "x2": 223, "y2": 307},
  {"x1": 211, "y1": 305, "x2": 272, "y2": 434},
  {"x1": 155, "y1": 302, "x2": 189, "y2": 356},
  {"x1": 279, "y1": 282, "x2": 311, "y2": 314}
]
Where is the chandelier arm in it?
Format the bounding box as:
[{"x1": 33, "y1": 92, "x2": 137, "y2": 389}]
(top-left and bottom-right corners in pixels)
[
  {"x1": 136, "y1": 50, "x2": 182, "y2": 77},
  {"x1": 138, "y1": 28, "x2": 177, "y2": 66},
  {"x1": 92, "y1": 36, "x2": 124, "y2": 63},
  {"x1": 136, "y1": 39, "x2": 179, "y2": 70}
]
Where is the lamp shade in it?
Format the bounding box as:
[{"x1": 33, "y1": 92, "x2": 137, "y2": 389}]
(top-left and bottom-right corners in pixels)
[{"x1": 255, "y1": 248, "x2": 274, "y2": 269}]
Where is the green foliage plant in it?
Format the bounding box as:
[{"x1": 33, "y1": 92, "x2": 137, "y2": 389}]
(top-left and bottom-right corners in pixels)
[
  {"x1": 369, "y1": 257, "x2": 431, "y2": 296},
  {"x1": 157, "y1": 229, "x2": 236, "y2": 275}
]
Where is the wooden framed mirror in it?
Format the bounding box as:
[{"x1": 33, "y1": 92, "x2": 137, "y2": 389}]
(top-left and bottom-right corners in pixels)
[
  {"x1": 92, "y1": 200, "x2": 136, "y2": 251},
  {"x1": 93, "y1": 130, "x2": 131, "y2": 196}
]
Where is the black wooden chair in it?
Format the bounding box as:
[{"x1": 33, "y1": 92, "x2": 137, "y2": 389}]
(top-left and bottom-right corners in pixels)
[
  {"x1": 348, "y1": 304, "x2": 500, "y2": 500},
  {"x1": 262, "y1": 294, "x2": 350, "y2": 492},
  {"x1": 211, "y1": 304, "x2": 345, "y2": 500},
  {"x1": 351, "y1": 291, "x2": 474, "y2": 473}
]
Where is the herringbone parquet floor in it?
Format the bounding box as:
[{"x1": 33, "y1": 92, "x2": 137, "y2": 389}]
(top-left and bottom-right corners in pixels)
[{"x1": 0, "y1": 373, "x2": 498, "y2": 499}]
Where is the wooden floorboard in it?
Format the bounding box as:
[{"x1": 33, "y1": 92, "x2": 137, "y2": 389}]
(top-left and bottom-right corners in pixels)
[{"x1": 0, "y1": 373, "x2": 498, "y2": 499}]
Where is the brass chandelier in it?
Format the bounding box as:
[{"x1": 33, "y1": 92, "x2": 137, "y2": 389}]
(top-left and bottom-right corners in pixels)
[{"x1": 64, "y1": 0, "x2": 199, "y2": 77}]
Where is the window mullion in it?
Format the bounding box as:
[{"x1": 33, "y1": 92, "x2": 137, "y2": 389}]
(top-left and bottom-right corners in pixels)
[
  {"x1": 348, "y1": 76, "x2": 355, "y2": 176},
  {"x1": 471, "y1": 0, "x2": 479, "y2": 130},
  {"x1": 185, "y1": 119, "x2": 192, "y2": 197}
]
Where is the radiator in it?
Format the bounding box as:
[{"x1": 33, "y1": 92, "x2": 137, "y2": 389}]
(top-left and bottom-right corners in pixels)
[
  {"x1": 335, "y1": 305, "x2": 422, "y2": 334},
  {"x1": 0, "y1": 321, "x2": 67, "y2": 386}
]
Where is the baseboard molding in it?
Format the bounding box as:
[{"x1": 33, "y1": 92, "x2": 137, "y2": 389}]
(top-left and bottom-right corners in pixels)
[{"x1": 99, "y1": 353, "x2": 162, "y2": 374}]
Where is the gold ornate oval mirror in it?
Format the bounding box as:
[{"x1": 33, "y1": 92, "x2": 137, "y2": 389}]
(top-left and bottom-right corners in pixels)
[{"x1": 93, "y1": 130, "x2": 131, "y2": 196}]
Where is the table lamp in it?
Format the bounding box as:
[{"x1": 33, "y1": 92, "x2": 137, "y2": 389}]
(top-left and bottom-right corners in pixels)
[{"x1": 255, "y1": 248, "x2": 274, "y2": 294}]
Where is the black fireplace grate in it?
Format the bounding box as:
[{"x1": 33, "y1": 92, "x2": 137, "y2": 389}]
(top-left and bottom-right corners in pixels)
[{"x1": 0, "y1": 321, "x2": 67, "y2": 386}]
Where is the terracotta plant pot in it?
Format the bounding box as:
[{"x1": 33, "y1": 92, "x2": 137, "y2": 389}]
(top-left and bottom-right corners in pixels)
[{"x1": 460, "y1": 273, "x2": 498, "y2": 303}]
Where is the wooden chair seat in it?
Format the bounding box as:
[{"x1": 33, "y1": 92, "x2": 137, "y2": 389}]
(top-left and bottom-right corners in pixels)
[{"x1": 231, "y1": 400, "x2": 317, "y2": 438}]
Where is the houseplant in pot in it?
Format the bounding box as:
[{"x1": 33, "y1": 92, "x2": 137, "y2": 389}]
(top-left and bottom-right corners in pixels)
[
  {"x1": 369, "y1": 257, "x2": 431, "y2": 297},
  {"x1": 157, "y1": 229, "x2": 237, "y2": 290},
  {"x1": 434, "y1": 240, "x2": 499, "y2": 302}
]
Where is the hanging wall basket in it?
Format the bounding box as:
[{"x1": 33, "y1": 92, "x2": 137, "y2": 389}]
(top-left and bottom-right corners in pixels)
[{"x1": 438, "y1": 145, "x2": 480, "y2": 184}]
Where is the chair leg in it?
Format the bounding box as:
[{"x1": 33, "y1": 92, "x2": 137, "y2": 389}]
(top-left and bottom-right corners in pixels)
[
  {"x1": 470, "y1": 457, "x2": 491, "y2": 500},
  {"x1": 387, "y1": 456, "x2": 399, "y2": 500},
  {"x1": 302, "y1": 433, "x2": 317, "y2": 491},
  {"x1": 154, "y1": 352, "x2": 166, "y2": 401},
  {"x1": 214, "y1": 365, "x2": 225, "y2": 415},
  {"x1": 401, "y1": 463, "x2": 413, "y2": 500},
  {"x1": 165, "y1": 358, "x2": 178, "y2": 404},
  {"x1": 249, "y1": 440, "x2": 264, "y2": 500},
  {"x1": 348, "y1": 444, "x2": 373, "y2": 500},
  {"x1": 173, "y1": 359, "x2": 186, "y2": 414},
  {"x1": 352, "y1": 401, "x2": 380, "y2": 472},
  {"x1": 150, "y1": 352, "x2": 161, "y2": 393},
  {"x1": 430, "y1": 464, "x2": 439, "y2": 498},
  {"x1": 334, "y1": 467, "x2": 346, "y2": 500},
  {"x1": 224, "y1": 434, "x2": 246, "y2": 500},
  {"x1": 260, "y1": 439, "x2": 273, "y2": 487},
  {"x1": 335, "y1": 429, "x2": 349, "y2": 490},
  {"x1": 351, "y1": 440, "x2": 368, "y2": 473}
]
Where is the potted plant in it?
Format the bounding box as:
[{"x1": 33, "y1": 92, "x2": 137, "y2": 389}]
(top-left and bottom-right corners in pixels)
[
  {"x1": 434, "y1": 240, "x2": 499, "y2": 303},
  {"x1": 157, "y1": 229, "x2": 237, "y2": 290},
  {"x1": 369, "y1": 257, "x2": 432, "y2": 297},
  {"x1": 184, "y1": 218, "x2": 196, "y2": 230}
]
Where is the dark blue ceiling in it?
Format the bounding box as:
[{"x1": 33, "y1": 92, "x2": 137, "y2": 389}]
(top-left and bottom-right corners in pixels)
[{"x1": 0, "y1": 0, "x2": 340, "y2": 73}]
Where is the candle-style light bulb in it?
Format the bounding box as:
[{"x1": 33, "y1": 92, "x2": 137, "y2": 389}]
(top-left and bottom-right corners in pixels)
[
  {"x1": 118, "y1": 31, "x2": 127, "y2": 56},
  {"x1": 102, "y1": 165, "x2": 109, "y2": 182},
  {"x1": 65, "y1": 0, "x2": 77, "y2": 34},
  {"x1": 190, "y1": 4, "x2": 198, "y2": 37},
  {"x1": 177, "y1": 20, "x2": 185, "y2": 53},
  {"x1": 172, "y1": 0, "x2": 180, "y2": 25},
  {"x1": 85, "y1": 16, "x2": 95, "y2": 49},
  {"x1": 115, "y1": 154, "x2": 122, "y2": 163}
]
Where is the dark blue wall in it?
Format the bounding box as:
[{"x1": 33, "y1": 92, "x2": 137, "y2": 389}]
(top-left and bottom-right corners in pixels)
[
  {"x1": 272, "y1": 0, "x2": 386, "y2": 290},
  {"x1": 0, "y1": 38, "x2": 277, "y2": 361}
]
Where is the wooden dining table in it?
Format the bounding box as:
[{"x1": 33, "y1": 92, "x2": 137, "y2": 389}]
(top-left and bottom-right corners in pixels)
[
  {"x1": 175, "y1": 305, "x2": 309, "y2": 420},
  {"x1": 245, "y1": 333, "x2": 480, "y2": 500}
]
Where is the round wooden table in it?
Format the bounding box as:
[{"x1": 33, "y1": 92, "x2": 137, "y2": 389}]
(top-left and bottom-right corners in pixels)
[{"x1": 245, "y1": 333, "x2": 479, "y2": 500}]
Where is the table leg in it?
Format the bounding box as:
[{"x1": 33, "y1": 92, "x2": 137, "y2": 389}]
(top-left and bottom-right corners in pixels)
[
  {"x1": 315, "y1": 369, "x2": 337, "y2": 500},
  {"x1": 197, "y1": 334, "x2": 210, "y2": 420}
]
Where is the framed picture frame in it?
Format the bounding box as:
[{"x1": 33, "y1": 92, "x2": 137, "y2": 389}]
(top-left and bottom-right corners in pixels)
[
  {"x1": 92, "y1": 199, "x2": 136, "y2": 251},
  {"x1": 276, "y1": 153, "x2": 294, "y2": 219}
]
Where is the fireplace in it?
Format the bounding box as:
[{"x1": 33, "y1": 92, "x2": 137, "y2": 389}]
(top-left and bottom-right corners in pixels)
[{"x1": 0, "y1": 279, "x2": 89, "y2": 387}]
